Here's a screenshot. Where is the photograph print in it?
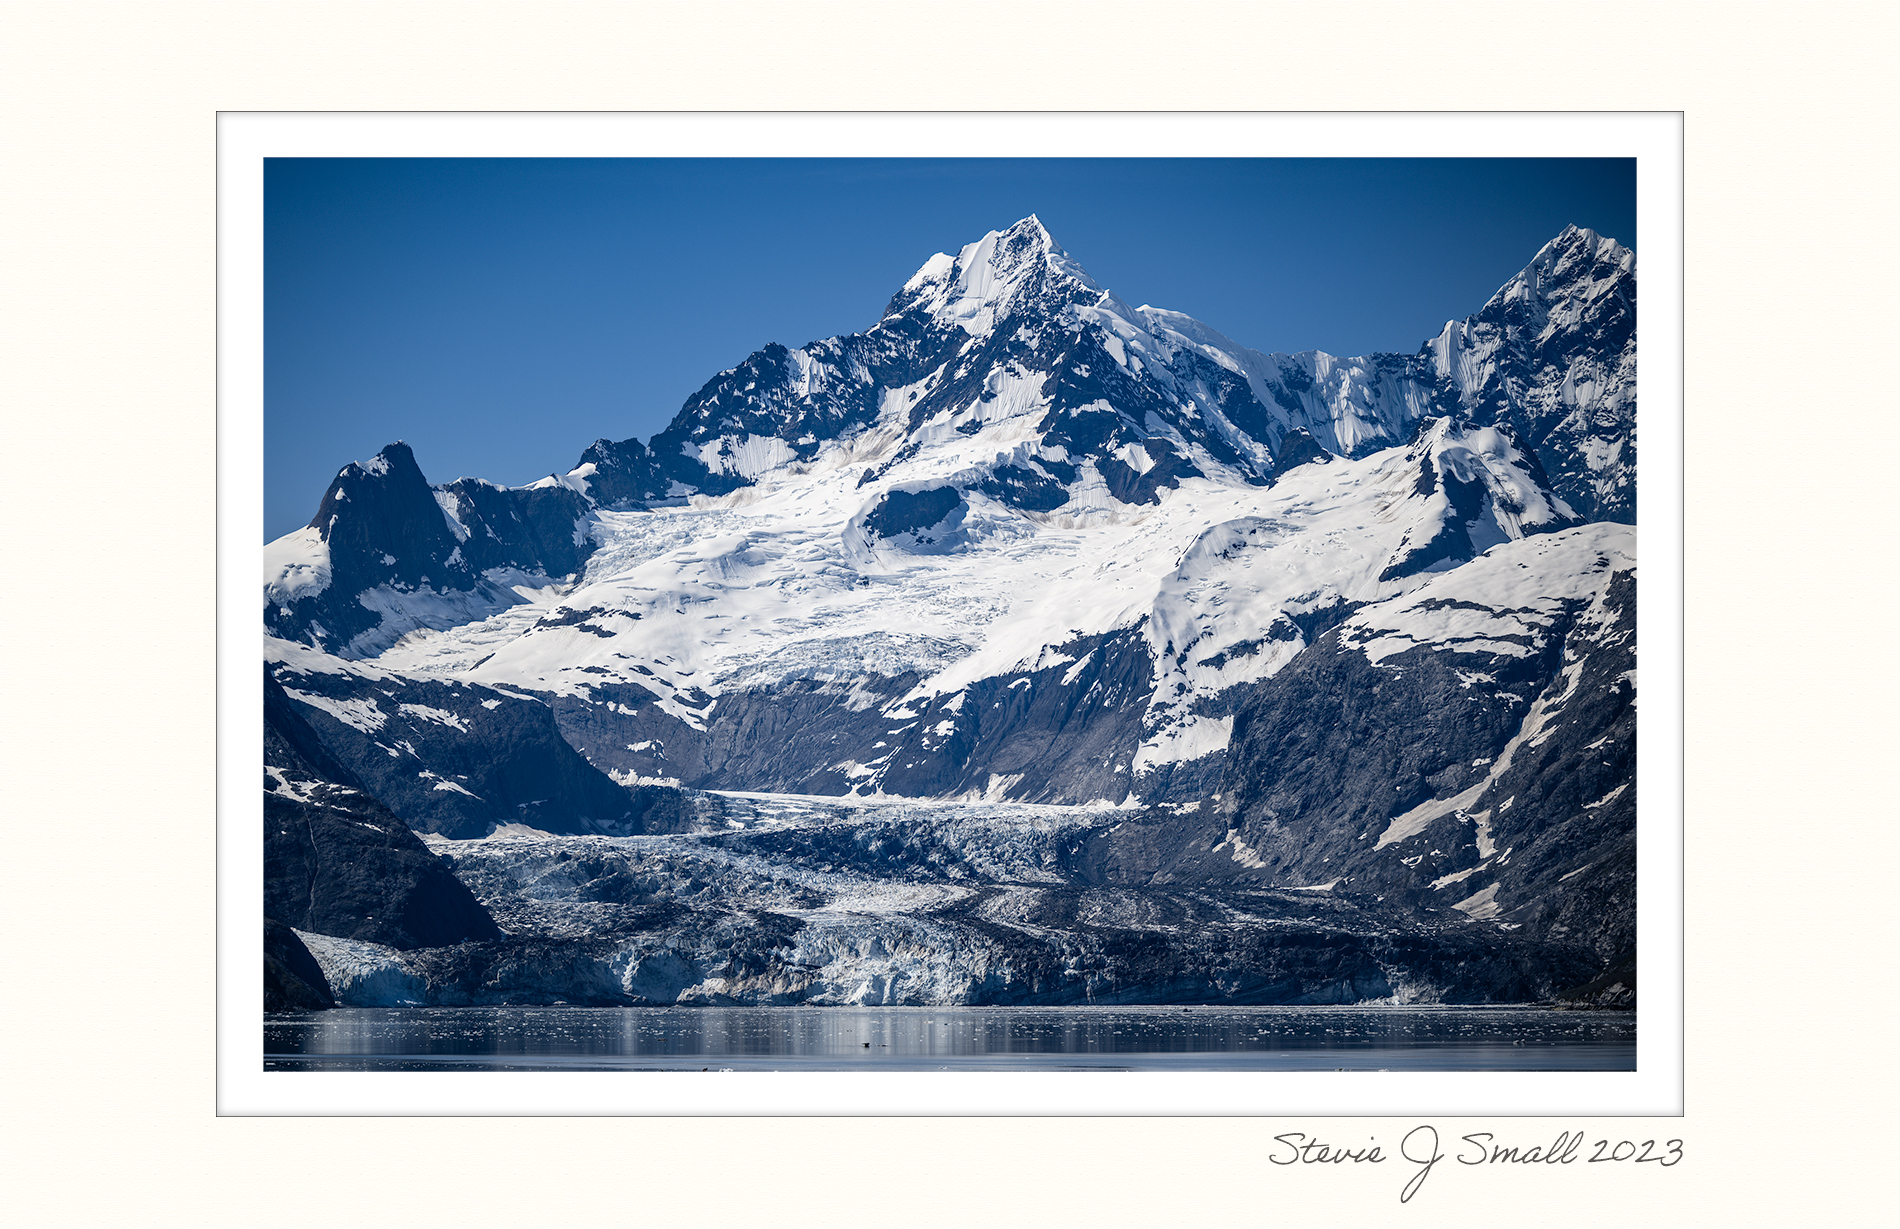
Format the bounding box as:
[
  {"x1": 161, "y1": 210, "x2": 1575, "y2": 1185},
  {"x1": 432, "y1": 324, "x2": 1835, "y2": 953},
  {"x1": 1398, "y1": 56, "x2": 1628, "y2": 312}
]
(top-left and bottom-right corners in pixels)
[{"x1": 261, "y1": 156, "x2": 1640, "y2": 1073}]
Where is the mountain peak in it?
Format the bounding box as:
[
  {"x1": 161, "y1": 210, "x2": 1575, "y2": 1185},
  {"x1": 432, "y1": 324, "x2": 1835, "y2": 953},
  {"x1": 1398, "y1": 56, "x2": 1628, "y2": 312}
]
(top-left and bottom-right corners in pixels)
[
  {"x1": 885, "y1": 215, "x2": 1098, "y2": 334},
  {"x1": 974, "y1": 213, "x2": 1090, "y2": 283},
  {"x1": 1545, "y1": 223, "x2": 1632, "y2": 265},
  {"x1": 1478, "y1": 224, "x2": 1635, "y2": 325},
  {"x1": 1007, "y1": 211, "x2": 1047, "y2": 234},
  {"x1": 360, "y1": 439, "x2": 419, "y2": 476}
]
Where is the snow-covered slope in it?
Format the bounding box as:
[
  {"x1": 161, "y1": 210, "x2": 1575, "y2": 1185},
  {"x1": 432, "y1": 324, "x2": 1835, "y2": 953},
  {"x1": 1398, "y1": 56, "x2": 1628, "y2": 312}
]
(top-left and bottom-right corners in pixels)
[
  {"x1": 308, "y1": 413, "x2": 1570, "y2": 811},
  {"x1": 265, "y1": 217, "x2": 1630, "y2": 811}
]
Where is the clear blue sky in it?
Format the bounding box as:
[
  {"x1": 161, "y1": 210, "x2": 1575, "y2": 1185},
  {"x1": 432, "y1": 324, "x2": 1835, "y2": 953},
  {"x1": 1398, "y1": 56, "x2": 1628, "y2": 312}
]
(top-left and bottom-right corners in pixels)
[{"x1": 266, "y1": 157, "x2": 1634, "y2": 539}]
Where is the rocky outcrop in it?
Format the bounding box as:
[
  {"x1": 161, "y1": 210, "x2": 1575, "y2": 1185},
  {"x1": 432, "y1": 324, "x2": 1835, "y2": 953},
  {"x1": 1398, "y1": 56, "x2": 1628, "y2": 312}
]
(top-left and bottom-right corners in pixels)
[
  {"x1": 264, "y1": 441, "x2": 598, "y2": 655},
  {"x1": 1134, "y1": 526, "x2": 1638, "y2": 965},
  {"x1": 264, "y1": 918, "x2": 334, "y2": 1010},
  {"x1": 265, "y1": 670, "x2": 505, "y2": 948},
  {"x1": 1415, "y1": 225, "x2": 1637, "y2": 522},
  {"x1": 549, "y1": 626, "x2": 1155, "y2": 805},
  {"x1": 267, "y1": 644, "x2": 691, "y2": 838},
  {"x1": 1551, "y1": 952, "x2": 1636, "y2": 1009}
]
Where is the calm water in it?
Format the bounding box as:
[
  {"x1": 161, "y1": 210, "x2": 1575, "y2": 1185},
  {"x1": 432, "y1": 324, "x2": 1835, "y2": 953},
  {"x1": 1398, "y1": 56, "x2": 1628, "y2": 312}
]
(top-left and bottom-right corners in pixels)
[{"x1": 265, "y1": 1005, "x2": 1633, "y2": 1071}]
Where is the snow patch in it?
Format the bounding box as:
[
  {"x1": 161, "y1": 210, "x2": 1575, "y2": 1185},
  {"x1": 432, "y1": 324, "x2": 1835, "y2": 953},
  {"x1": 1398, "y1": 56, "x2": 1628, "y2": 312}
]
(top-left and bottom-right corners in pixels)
[
  {"x1": 1132, "y1": 714, "x2": 1233, "y2": 772},
  {"x1": 262, "y1": 527, "x2": 332, "y2": 605},
  {"x1": 1431, "y1": 862, "x2": 1490, "y2": 890},
  {"x1": 397, "y1": 703, "x2": 469, "y2": 732},
  {"x1": 433, "y1": 490, "x2": 471, "y2": 542},
  {"x1": 281, "y1": 687, "x2": 386, "y2": 734},
  {"x1": 1450, "y1": 883, "x2": 1502, "y2": 920}
]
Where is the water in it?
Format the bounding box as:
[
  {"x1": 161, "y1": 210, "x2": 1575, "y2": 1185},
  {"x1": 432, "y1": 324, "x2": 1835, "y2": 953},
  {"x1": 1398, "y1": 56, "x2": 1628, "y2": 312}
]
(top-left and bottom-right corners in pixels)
[{"x1": 265, "y1": 1005, "x2": 1633, "y2": 1071}]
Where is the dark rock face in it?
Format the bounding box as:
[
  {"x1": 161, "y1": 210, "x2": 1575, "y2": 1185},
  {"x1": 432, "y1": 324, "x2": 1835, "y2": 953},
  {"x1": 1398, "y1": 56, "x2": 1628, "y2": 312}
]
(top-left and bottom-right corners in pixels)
[
  {"x1": 1436, "y1": 571, "x2": 1637, "y2": 963},
  {"x1": 973, "y1": 463, "x2": 1072, "y2": 512},
  {"x1": 265, "y1": 441, "x2": 597, "y2": 654},
  {"x1": 267, "y1": 660, "x2": 672, "y2": 839},
  {"x1": 548, "y1": 627, "x2": 1154, "y2": 805},
  {"x1": 307, "y1": 441, "x2": 461, "y2": 590},
  {"x1": 264, "y1": 783, "x2": 505, "y2": 948},
  {"x1": 264, "y1": 918, "x2": 334, "y2": 1010},
  {"x1": 1269, "y1": 427, "x2": 1332, "y2": 479},
  {"x1": 1099, "y1": 436, "x2": 1207, "y2": 506},
  {"x1": 570, "y1": 435, "x2": 663, "y2": 509},
  {"x1": 262, "y1": 663, "x2": 368, "y2": 792},
  {"x1": 1552, "y1": 951, "x2": 1636, "y2": 1010},
  {"x1": 873, "y1": 628, "x2": 1154, "y2": 803},
  {"x1": 863, "y1": 486, "x2": 963, "y2": 542},
  {"x1": 265, "y1": 672, "x2": 504, "y2": 948},
  {"x1": 548, "y1": 673, "x2": 918, "y2": 798},
  {"x1": 1125, "y1": 553, "x2": 1638, "y2": 966},
  {"x1": 1196, "y1": 631, "x2": 1559, "y2": 884},
  {"x1": 433, "y1": 478, "x2": 595, "y2": 577}
]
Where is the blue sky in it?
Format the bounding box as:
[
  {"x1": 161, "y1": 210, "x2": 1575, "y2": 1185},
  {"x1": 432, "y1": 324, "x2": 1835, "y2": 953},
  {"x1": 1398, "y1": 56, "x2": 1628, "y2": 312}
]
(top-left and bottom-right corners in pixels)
[{"x1": 266, "y1": 157, "x2": 1634, "y2": 539}]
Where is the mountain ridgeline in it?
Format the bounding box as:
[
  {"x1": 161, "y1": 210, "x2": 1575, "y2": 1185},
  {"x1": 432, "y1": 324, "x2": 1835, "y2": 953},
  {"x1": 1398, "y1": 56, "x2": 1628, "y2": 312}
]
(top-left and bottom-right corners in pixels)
[
  {"x1": 572, "y1": 218, "x2": 1632, "y2": 521},
  {"x1": 263, "y1": 218, "x2": 1639, "y2": 1010}
]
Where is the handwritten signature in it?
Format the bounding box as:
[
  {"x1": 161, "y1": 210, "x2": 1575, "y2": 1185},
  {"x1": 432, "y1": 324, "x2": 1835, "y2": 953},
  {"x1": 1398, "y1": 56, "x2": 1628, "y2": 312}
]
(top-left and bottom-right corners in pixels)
[{"x1": 1266, "y1": 1126, "x2": 1684, "y2": 1202}]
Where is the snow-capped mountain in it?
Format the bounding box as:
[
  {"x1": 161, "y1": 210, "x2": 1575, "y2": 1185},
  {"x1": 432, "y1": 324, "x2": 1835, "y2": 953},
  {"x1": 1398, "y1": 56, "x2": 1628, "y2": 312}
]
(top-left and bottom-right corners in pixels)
[
  {"x1": 265, "y1": 441, "x2": 597, "y2": 656},
  {"x1": 564, "y1": 216, "x2": 1632, "y2": 515},
  {"x1": 263, "y1": 217, "x2": 1639, "y2": 1009}
]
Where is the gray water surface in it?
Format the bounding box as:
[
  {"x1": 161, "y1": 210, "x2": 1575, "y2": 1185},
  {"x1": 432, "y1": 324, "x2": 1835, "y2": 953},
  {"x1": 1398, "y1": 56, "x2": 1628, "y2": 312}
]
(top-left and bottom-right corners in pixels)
[{"x1": 265, "y1": 1005, "x2": 1634, "y2": 1071}]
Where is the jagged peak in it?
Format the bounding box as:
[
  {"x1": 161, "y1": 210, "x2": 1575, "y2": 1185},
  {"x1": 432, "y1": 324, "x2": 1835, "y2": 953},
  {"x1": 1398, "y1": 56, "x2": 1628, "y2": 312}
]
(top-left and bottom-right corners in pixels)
[
  {"x1": 1536, "y1": 223, "x2": 1632, "y2": 269},
  {"x1": 354, "y1": 439, "x2": 420, "y2": 477},
  {"x1": 1010, "y1": 212, "x2": 1051, "y2": 238},
  {"x1": 1544, "y1": 222, "x2": 1632, "y2": 263},
  {"x1": 886, "y1": 215, "x2": 1099, "y2": 333},
  {"x1": 304, "y1": 440, "x2": 439, "y2": 540},
  {"x1": 1479, "y1": 224, "x2": 1635, "y2": 320},
  {"x1": 317, "y1": 441, "x2": 425, "y2": 496}
]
